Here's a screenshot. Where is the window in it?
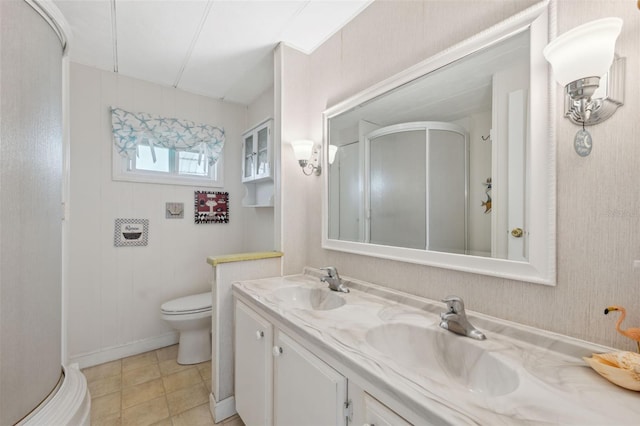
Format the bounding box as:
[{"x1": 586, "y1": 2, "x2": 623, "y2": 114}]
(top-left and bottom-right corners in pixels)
[
  {"x1": 111, "y1": 107, "x2": 225, "y2": 187},
  {"x1": 114, "y1": 143, "x2": 223, "y2": 187}
]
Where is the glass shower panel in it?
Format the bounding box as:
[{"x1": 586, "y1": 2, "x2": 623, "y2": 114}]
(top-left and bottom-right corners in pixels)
[
  {"x1": 369, "y1": 130, "x2": 426, "y2": 249},
  {"x1": 428, "y1": 129, "x2": 467, "y2": 254},
  {"x1": 329, "y1": 143, "x2": 360, "y2": 242}
]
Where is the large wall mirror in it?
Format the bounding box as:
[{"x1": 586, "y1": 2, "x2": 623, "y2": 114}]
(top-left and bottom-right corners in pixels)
[{"x1": 322, "y1": 1, "x2": 556, "y2": 285}]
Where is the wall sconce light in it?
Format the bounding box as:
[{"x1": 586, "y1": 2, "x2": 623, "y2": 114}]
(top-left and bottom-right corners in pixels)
[
  {"x1": 543, "y1": 17, "x2": 624, "y2": 157},
  {"x1": 291, "y1": 140, "x2": 321, "y2": 176}
]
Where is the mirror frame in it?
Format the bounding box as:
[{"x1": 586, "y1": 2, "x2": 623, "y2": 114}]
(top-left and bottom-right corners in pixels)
[{"x1": 322, "y1": 0, "x2": 556, "y2": 285}]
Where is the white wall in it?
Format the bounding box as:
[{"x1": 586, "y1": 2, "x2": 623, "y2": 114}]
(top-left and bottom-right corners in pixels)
[
  {"x1": 242, "y1": 86, "x2": 276, "y2": 252},
  {"x1": 463, "y1": 111, "x2": 492, "y2": 257},
  {"x1": 67, "y1": 63, "x2": 249, "y2": 365},
  {"x1": 280, "y1": 0, "x2": 640, "y2": 351},
  {"x1": 279, "y1": 46, "x2": 312, "y2": 274}
]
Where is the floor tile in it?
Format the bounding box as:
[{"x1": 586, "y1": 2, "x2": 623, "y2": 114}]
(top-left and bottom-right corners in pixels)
[
  {"x1": 166, "y1": 382, "x2": 210, "y2": 415},
  {"x1": 122, "y1": 378, "x2": 165, "y2": 409},
  {"x1": 197, "y1": 361, "x2": 212, "y2": 391},
  {"x1": 122, "y1": 363, "x2": 162, "y2": 388},
  {"x1": 222, "y1": 415, "x2": 246, "y2": 426},
  {"x1": 171, "y1": 403, "x2": 215, "y2": 426},
  {"x1": 122, "y1": 350, "x2": 158, "y2": 372},
  {"x1": 83, "y1": 360, "x2": 122, "y2": 383},
  {"x1": 121, "y1": 396, "x2": 169, "y2": 426},
  {"x1": 92, "y1": 414, "x2": 122, "y2": 426},
  {"x1": 84, "y1": 344, "x2": 233, "y2": 426},
  {"x1": 155, "y1": 344, "x2": 179, "y2": 362},
  {"x1": 88, "y1": 374, "x2": 122, "y2": 399},
  {"x1": 162, "y1": 368, "x2": 202, "y2": 394},
  {"x1": 158, "y1": 358, "x2": 196, "y2": 376},
  {"x1": 91, "y1": 391, "x2": 121, "y2": 422}
]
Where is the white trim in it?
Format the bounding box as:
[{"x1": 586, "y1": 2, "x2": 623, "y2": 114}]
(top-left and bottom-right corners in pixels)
[
  {"x1": 19, "y1": 364, "x2": 90, "y2": 426},
  {"x1": 25, "y1": 0, "x2": 72, "y2": 53},
  {"x1": 61, "y1": 55, "x2": 71, "y2": 365},
  {"x1": 209, "y1": 394, "x2": 237, "y2": 423},
  {"x1": 322, "y1": 0, "x2": 556, "y2": 285},
  {"x1": 68, "y1": 332, "x2": 178, "y2": 369}
]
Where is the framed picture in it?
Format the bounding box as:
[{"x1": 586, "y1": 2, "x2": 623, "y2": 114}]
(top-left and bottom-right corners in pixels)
[
  {"x1": 114, "y1": 218, "x2": 149, "y2": 247},
  {"x1": 195, "y1": 191, "x2": 229, "y2": 224}
]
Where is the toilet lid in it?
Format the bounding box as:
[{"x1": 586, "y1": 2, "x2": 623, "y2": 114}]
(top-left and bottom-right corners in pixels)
[{"x1": 161, "y1": 292, "x2": 212, "y2": 314}]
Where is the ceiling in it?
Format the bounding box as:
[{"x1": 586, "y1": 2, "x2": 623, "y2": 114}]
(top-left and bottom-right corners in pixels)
[
  {"x1": 330, "y1": 29, "x2": 531, "y2": 137},
  {"x1": 53, "y1": 0, "x2": 373, "y2": 105}
]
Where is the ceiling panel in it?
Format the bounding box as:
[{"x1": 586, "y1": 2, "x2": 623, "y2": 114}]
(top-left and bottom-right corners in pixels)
[
  {"x1": 55, "y1": 0, "x2": 114, "y2": 71},
  {"x1": 177, "y1": 1, "x2": 306, "y2": 102},
  {"x1": 281, "y1": 0, "x2": 373, "y2": 54},
  {"x1": 53, "y1": 0, "x2": 374, "y2": 105},
  {"x1": 116, "y1": 1, "x2": 208, "y2": 87}
]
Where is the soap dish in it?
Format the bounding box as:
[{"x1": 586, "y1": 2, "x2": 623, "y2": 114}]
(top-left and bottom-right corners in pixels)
[{"x1": 583, "y1": 351, "x2": 640, "y2": 391}]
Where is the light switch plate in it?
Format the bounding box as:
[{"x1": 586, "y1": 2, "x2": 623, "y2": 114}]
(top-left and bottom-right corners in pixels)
[{"x1": 166, "y1": 202, "x2": 184, "y2": 219}]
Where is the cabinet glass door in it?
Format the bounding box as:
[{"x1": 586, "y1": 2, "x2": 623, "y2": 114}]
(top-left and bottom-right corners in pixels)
[
  {"x1": 244, "y1": 134, "x2": 255, "y2": 180},
  {"x1": 256, "y1": 126, "x2": 269, "y2": 177}
]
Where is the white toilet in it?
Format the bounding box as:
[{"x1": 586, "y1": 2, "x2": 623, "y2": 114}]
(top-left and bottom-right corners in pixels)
[{"x1": 161, "y1": 292, "x2": 212, "y2": 365}]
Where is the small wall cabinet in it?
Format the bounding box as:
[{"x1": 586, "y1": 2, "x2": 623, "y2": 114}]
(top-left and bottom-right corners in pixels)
[
  {"x1": 235, "y1": 300, "x2": 347, "y2": 426},
  {"x1": 241, "y1": 119, "x2": 274, "y2": 207},
  {"x1": 242, "y1": 119, "x2": 272, "y2": 183}
]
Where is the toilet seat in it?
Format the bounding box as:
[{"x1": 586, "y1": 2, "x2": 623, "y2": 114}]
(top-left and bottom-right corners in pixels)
[{"x1": 161, "y1": 292, "x2": 212, "y2": 315}]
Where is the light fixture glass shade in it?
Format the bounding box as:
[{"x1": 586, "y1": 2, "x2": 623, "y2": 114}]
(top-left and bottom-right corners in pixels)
[
  {"x1": 543, "y1": 17, "x2": 622, "y2": 87},
  {"x1": 328, "y1": 145, "x2": 338, "y2": 165},
  {"x1": 291, "y1": 140, "x2": 314, "y2": 161}
]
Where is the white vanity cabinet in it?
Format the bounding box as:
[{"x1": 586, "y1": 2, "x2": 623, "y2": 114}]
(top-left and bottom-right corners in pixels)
[
  {"x1": 234, "y1": 299, "x2": 348, "y2": 426},
  {"x1": 234, "y1": 300, "x2": 273, "y2": 426},
  {"x1": 362, "y1": 393, "x2": 412, "y2": 426},
  {"x1": 273, "y1": 330, "x2": 347, "y2": 426}
]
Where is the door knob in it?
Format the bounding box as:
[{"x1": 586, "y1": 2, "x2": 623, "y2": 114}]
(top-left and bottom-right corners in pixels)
[{"x1": 511, "y1": 227, "x2": 523, "y2": 238}]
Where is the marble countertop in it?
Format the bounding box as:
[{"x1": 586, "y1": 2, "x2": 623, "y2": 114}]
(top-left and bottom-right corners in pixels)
[{"x1": 232, "y1": 269, "x2": 640, "y2": 425}]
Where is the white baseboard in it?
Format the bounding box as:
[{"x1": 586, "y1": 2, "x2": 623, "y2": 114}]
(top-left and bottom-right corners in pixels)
[
  {"x1": 209, "y1": 393, "x2": 236, "y2": 423},
  {"x1": 68, "y1": 332, "x2": 179, "y2": 369}
]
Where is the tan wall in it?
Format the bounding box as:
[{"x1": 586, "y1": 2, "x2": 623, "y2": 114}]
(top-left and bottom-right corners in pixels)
[{"x1": 280, "y1": 0, "x2": 640, "y2": 350}]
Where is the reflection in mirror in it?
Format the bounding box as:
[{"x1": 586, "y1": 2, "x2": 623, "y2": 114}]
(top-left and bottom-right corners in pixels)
[
  {"x1": 323, "y1": 1, "x2": 555, "y2": 284},
  {"x1": 328, "y1": 30, "x2": 528, "y2": 259}
]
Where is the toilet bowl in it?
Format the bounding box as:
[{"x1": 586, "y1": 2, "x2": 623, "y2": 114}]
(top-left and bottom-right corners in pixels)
[{"x1": 161, "y1": 292, "x2": 212, "y2": 365}]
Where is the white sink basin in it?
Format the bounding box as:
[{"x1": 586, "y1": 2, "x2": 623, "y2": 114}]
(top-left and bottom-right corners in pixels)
[
  {"x1": 272, "y1": 287, "x2": 346, "y2": 311},
  {"x1": 365, "y1": 323, "x2": 519, "y2": 396}
]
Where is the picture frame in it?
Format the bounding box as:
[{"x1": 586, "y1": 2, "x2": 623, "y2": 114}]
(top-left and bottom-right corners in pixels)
[
  {"x1": 114, "y1": 218, "x2": 149, "y2": 247},
  {"x1": 194, "y1": 191, "x2": 229, "y2": 224}
]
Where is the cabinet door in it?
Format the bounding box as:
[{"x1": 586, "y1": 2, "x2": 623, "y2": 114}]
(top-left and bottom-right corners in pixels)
[
  {"x1": 363, "y1": 393, "x2": 412, "y2": 426},
  {"x1": 235, "y1": 301, "x2": 273, "y2": 426},
  {"x1": 273, "y1": 330, "x2": 347, "y2": 426},
  {"x1": 242, "y1": 133, "x2": 255, "y2": 182},
  {"x1": 254, "y1": 122, "x2": 271, "y2": 180}
]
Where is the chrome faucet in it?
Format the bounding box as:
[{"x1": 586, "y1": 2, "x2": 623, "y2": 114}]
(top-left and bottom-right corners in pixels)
[
  {"x1": 439, "y1": 296, "x2": 486, "y2": 340},
  {"x1": 320, "y1": 267, "x2": 349, "y2": 293}
]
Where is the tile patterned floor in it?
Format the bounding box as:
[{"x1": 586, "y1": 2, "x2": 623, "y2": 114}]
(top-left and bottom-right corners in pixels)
[{"x1": 82, "y1": 345, "x2": 245, "y2": 426}]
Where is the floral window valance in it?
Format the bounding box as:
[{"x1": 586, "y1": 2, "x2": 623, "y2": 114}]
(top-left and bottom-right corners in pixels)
[{"x1": 111, "y1": 107, "x2": 225, "y2": 166}]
